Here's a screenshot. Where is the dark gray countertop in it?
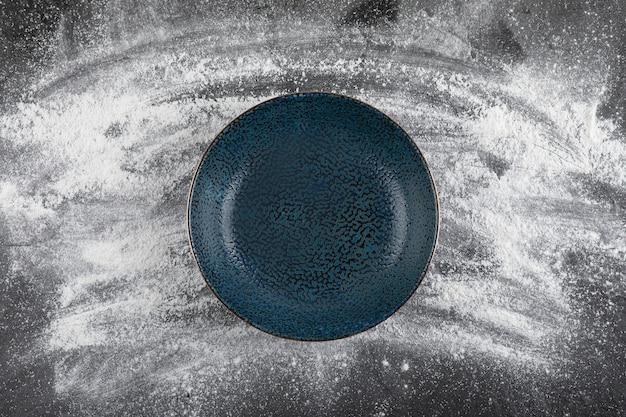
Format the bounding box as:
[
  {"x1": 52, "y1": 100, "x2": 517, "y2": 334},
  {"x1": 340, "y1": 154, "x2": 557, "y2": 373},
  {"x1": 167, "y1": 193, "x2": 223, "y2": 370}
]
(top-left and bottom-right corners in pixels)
[{"x1": 1, "y1": 1, "x2": 625, "y2": 416}]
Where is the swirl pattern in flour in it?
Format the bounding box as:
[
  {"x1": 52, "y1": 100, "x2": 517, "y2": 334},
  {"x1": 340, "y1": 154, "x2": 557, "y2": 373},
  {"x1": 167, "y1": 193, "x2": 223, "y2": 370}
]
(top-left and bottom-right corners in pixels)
[{"x1": 1, "y1": 2, "x2": 625, "y2": 415}]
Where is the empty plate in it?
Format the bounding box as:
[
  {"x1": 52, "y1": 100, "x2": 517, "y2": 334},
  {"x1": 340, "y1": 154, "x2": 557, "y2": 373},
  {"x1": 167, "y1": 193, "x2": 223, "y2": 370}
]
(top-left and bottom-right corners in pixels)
[{"x1": 188, "y1": 92, "x2": 438, "y2": 340}]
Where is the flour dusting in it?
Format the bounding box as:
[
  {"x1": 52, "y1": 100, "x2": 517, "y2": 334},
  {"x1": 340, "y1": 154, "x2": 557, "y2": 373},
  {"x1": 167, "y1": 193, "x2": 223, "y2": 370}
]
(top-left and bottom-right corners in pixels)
[{"x1": 1, "y1": 2, "x2": 625, "y2": 415}]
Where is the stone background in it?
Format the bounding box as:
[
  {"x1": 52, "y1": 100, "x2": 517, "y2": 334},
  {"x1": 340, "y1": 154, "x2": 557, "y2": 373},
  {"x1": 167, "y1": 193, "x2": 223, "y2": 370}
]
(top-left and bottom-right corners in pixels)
[{"x1": 1, "y1": 1, "x2": 625, "y2": 415}]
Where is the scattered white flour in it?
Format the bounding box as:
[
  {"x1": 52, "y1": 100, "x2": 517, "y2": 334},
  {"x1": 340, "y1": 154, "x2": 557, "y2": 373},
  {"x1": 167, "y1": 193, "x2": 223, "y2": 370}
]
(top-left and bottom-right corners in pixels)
[{"x1": 1, "y1": 10, "x2": 625, "y2": 416}]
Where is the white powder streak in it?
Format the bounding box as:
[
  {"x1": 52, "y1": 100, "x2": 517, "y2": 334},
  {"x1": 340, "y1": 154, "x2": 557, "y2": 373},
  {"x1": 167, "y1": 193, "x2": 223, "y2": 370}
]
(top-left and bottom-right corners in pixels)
[{"x1": 1, "y1": 17, "x2": 624, "y2": 412}]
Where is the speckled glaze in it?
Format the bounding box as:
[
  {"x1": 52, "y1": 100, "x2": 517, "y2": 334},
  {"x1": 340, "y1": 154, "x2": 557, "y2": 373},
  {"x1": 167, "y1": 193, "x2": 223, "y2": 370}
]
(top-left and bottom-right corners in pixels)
[{"x1": 188, "y1": 92, "x2": 438, "y2": 341}]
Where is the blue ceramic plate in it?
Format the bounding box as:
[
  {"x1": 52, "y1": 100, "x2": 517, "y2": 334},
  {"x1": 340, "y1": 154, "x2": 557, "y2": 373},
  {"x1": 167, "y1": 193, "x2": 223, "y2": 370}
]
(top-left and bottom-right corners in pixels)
[{"x1": 188, "y1": 92, "x2": 438, "y2": 341}]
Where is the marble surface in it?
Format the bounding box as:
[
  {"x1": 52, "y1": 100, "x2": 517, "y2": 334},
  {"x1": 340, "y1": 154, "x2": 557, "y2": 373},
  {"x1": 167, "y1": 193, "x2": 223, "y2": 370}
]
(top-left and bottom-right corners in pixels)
[{"x1": 1, "y1": 1, "x2": 625, "y2": 416}]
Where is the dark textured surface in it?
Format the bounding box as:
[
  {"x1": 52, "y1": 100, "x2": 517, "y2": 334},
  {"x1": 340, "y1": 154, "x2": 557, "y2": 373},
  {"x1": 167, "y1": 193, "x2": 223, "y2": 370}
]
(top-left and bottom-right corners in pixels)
[
  {"x1": 343, "y1": 0, "x2": 399, "y2": 26},
  {"x1": 1, "y1": 0, "x2": 626, "y2": 416},
  {"x1": 189, "y1": 93, "x2": 438, "y2": 340}
]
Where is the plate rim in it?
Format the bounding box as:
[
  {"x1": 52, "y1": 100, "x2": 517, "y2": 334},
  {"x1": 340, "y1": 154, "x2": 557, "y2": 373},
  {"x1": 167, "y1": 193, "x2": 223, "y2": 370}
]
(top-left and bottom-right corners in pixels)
[{"x1": 186, "y1": 90, "x2": 440, "y2": 341}]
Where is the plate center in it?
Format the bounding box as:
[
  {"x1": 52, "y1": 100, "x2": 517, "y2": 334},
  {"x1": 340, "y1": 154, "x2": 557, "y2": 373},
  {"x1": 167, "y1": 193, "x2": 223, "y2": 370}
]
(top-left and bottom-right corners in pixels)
[{"x1": 222, "y1": 136, "x2": 408, "y2": 296}]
